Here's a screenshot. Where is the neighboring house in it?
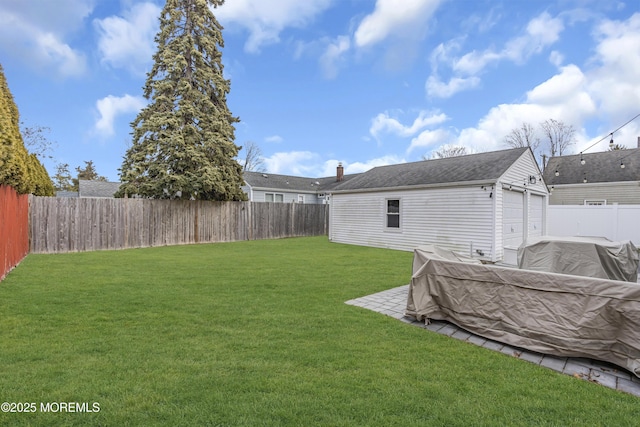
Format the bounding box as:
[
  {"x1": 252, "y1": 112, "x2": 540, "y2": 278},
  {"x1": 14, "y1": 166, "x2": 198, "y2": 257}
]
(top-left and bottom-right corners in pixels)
[
  {"x1": 55, "y1": 191, "x2": 79, "y2": 198},
  {"x1": 242, "y1": 166, "x2": 359, "y2": 204},
  {"x1": 78, "y1": 180, "x2": 122, "y2": 198},
  {"x1": 543, "y1": 147, "x2": 640, "y2": 205},
  {"x1": 328, "y1": 147, "x2": 548, "y2": 264}
]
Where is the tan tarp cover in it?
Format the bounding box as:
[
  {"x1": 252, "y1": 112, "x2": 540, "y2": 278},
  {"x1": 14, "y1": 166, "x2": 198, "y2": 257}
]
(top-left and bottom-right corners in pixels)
[
  {"x1": 406, "y1": 246, "x2": 640, "y2": 377},
  {"x1": 518, "y1": 236, "x2": 639, "y2": 282}
]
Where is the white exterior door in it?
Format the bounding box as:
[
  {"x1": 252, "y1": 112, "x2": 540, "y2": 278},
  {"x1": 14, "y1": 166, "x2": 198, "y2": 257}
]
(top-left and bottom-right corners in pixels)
[
  {"x1": 503, "y1": 190, "x2": 525, "y2": 248},
  {"x1": 529, "y1": 194, "x2": 544, "y2": 239}
]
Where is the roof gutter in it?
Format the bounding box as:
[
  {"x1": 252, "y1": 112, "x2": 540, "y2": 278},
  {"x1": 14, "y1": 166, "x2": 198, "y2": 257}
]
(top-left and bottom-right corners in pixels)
[{"x1": 329, "y1": 179, "x2": 498, "y2": 195}]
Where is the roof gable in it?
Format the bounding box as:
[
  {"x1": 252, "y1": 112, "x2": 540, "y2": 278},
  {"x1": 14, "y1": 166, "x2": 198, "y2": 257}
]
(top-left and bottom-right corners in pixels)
[
  {"x1": 332, "y1": 147, "x2": 529, "y2": 192},
  {"x1": 543, "y1": 148, "x2": 640, "y2": 185}
]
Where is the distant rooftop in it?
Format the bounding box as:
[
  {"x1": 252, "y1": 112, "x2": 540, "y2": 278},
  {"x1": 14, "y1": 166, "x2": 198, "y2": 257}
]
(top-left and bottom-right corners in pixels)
[
  {"x1": 78, "y1": 180, "x2": 122, "y2": 198},
  {"x1": 543, "y1": 148, "x2": 640, "y2": 185},
  {"x1": 243, "y1": 171, "x2": 360, "y2": 192}
]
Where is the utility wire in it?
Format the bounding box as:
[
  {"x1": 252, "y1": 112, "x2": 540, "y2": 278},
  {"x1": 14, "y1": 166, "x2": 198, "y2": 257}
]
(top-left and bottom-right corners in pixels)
[{"x1": 581, "y1": 112, "x2": 640, "y2": 154}]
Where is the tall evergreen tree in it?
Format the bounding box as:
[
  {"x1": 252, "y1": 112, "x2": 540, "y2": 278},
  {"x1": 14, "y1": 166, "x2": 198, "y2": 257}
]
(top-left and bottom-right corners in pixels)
[
  {"x1": 72, "y1": 160, "x2": 108, "y2": 191},
  {"x1": 0, "y1": 63, "x2": 54, "y2": 195},
  {"x1": 117, "y1": 0, "x2": 246, "y2": 201},
  {"x1": 53, "y1": 163, "x2": 74, "y2": 192}
]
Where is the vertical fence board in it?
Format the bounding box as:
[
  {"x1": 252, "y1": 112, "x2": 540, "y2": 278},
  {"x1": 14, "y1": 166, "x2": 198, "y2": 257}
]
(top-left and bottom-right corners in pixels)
[
  {"x1": 28, "y1": 198, "x2": 328, "y2": 253},
  {"x1": 0, "y1": 186, "x2": 29, "y2": 280}
]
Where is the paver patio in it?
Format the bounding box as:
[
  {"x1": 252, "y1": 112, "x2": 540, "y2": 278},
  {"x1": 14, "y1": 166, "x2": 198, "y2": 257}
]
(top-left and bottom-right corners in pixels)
[{"x1": 346, "y1": 284, "x2": 640, "y2": 397}]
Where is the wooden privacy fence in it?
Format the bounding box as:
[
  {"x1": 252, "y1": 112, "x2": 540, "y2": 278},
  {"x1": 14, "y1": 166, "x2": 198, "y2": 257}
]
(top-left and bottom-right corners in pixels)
[
  {"x1": 29, "y1": 197, "x2": 329, "y2": 254},
  {"x1": 0, "y1": 185, "x2": 29, "y2": 280}
]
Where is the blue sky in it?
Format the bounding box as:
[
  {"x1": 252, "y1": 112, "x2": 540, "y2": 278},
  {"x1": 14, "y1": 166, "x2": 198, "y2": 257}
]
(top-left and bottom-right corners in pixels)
[{"x1": 1, "y1": 0, "x2": 639, "y2": 182}]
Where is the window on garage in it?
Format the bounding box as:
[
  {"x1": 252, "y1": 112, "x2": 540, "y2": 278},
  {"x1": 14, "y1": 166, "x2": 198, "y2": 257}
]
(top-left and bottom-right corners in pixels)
[{"x1": 386, "y1": 199, "x2": 401, "y2": 229}]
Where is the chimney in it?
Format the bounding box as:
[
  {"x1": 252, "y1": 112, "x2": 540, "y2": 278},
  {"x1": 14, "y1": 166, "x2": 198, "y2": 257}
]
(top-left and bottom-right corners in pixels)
[
  {"x1": 637, "y1": 136, "x2": 640, "y2": 148},
  {"x1": 336, "y1": 162, "x2": 344, "y2": 182}
]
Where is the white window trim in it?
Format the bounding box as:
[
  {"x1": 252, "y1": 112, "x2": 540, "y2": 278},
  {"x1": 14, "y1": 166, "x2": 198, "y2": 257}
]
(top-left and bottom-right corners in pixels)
[
  {"x1": 384, "y1": 198, "x2": 402, "y2": 232},
  {"x1": 584, "y1": 200, "x2": 606, "y2": 206},
  {"x1": 298, "y1": 194, "x2": 305, "y2": 204},
  {"x1": 265, "y1": 192, "x2": 285, "y2": 203}
]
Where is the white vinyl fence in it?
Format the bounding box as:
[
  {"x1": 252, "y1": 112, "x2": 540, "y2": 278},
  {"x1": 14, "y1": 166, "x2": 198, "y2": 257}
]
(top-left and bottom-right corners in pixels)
[{"x1": 547, "y1": 205, "x2": 640, "y2": 246}]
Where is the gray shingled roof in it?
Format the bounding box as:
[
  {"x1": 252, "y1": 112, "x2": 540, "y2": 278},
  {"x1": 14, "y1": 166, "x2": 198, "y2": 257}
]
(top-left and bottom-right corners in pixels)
[
  {"x1": 332, "y1": 147, "x2": 529, "y2": 192},
  {"x1": 543, "y1": 148, "x2": 640, "y2": 185},
  {"x1": 56, "y1": 191, "x2": 79, "y2": 198},
  {"x1": 78, "y1": 180, "x2": 122, "y2": 198},
  {"x1": 243, "y1": 171, "x2": 360, "y2": 192}
]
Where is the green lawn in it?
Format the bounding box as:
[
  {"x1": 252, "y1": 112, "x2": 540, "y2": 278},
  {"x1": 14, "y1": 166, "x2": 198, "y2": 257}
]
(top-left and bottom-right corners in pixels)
[{"x1": 1, "y1": 236, "x2": 638, "y2": 426}]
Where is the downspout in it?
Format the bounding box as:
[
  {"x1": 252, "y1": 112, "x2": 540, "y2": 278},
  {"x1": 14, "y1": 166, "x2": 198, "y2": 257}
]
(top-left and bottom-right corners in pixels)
[{"x1": 491, "y1": 180, "x2": 498, "y2": 262}]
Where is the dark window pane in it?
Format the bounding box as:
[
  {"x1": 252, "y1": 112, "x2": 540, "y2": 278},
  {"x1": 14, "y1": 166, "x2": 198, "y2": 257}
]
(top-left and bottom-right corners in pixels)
[
  {"x1": 387, "y1": 199, "x2": 399, "y2": 214},
  {"x1": 387, "y1": 214, "x2": 400, "y2": 228}
]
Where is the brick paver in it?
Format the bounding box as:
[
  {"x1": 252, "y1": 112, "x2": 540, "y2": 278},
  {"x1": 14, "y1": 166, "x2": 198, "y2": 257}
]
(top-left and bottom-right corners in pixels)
[{"x1": 345, "y1": 284, "x2": 640, "y2": 397}]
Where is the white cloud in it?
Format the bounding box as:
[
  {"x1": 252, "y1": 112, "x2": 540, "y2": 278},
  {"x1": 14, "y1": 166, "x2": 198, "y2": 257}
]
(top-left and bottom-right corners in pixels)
[
  {"x1": 342, "y1": 155, "x2": 406, "y2": 174},
  {"x1": 263, "y1": 151, "x2": 319, "y2": 175},
  {"x1": 503, "y1": 12, "x2": 564, "y2": 64},
  {"x1": 34, "y1": 32, "x2": 87, "y2": 77},
  {"x1": 587, "y1": 12, "x2": 640, "y2": 120},
  {"x1": 407, "y1": 128, "x2": 453, "y2": 153},
  {"x1": 425, "y1": 75, "x2": 481, "y2": 98},
  {"x1": 319, "y1": 156, "x2": 405, "y2": 176},
  {"x1": 429, "y1": 39, "x2": 464, "y2": 73},
  {"x1": 452, "y1": 50, "x2": 501, "y2": 76},
  {"x1": 526, "y1": 65, "x2": 592, "y2": 107},
  {"x1": 265, "y1": 135, "x2": 284, "y2": 143},
  {"x1": 439, "y1": 12, "x2": 640, "y2": 156},
  {"x1": 262, "y1": 153, "x2": 405, "y2": 178},
  {"x1": 94, "y1": 94, "x2": 146, "y2": 137},
  {"x1": 441, "y1": 65, "x2": 597, "y2": 156},
  {"x1": 319, "y1": 35, "x2": 350, "y2": 79},
  {"x1": 94, "y1": 2, "x2": 161, "y2": 75},
  {"x1": 354, "y1": 0, "x2": 443, "y2": 48},
  {"x1": 454, "y1": 12, "x2": 564, "y2": 74},
  {"x1": 370, "y1": 110, "x2": 448, "y2": 140},
  {"x1": 429, "y1": 11, "x2": 565, "y2": 99},
  {"x1": 0, "y1": 1, "x2": 91, "y2": 77},
  {"x1": 0, "y1": 0, "x2": 93, "y2": 33},
  {"x1": 215, "y1": 0, "x2": 333, "y2": 53},
  {"x1": 549, "y1": 50, "x2": 564, "y2": 67}
]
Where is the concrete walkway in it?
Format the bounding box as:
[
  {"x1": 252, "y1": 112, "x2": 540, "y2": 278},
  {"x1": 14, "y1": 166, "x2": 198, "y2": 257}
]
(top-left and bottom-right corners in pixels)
[{"x1": 346, "y1": 284, "x2": 640, "y2": 397}]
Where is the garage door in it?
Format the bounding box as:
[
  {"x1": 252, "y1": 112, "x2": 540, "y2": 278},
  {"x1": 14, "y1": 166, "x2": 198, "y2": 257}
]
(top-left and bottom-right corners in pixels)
[
  {"x1": 503, "y1": 190, "x2": 524, "y2": 248},
  {"x1": 529, "y1": 194, "x2": 544, "y2": 239}
]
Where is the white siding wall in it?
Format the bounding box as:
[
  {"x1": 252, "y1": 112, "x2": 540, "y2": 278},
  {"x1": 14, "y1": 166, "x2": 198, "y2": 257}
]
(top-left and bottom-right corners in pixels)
[
  {"x1": 498, "y1": 150, "x2": 548, "y2": 264},
  {"x1": 330, "y1": 185, "x2": 495, "y2": 258},
  {"x1": 500, "y1": 150, "x2": 547, "y2": 194},
  {"x1": 250, "y1": 189, "x2": 321, "y2": 204},
  {"x1": 549, "y1": 182, "x2": 640, "y2": 205},
  {"x1": 493, "y1": 184, "x2": 503, "y2": 261}
]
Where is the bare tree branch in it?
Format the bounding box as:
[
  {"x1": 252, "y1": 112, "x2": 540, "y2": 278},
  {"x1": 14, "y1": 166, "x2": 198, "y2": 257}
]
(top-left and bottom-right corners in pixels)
[
  {"x1": 241, "y1": 141, "x2": 266, "y2": 172},
  {"x1": 540, "y1": 119, "x2": 575, "y2": 157},
  {"x1": 20, "y1": 121, "x2": 57, "y2": 160},
  {"x1": 504, "y1": 122, "x2": 539, "y2": 152},
  {"x1": 424, "y1": 145, "x2": 469, "y2": 159}
]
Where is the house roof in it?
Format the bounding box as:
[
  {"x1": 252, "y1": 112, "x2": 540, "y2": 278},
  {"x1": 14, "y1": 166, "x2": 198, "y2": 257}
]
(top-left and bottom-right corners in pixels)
[
  {"x1": 56, "y1": 191, "x2": 79, "y2": 198},
  {"x1": 543, "y1": 148, "x2": 640, "y2": 185},
  {"x1": 78, "y1": 180, "x2": 122, "y2": 198},
  {"x1": 242, "y1": 171, "x2": 360, "y2": 192},
  {"x1": 332, "y1": 147, "x2": 529, "y2": 192}
]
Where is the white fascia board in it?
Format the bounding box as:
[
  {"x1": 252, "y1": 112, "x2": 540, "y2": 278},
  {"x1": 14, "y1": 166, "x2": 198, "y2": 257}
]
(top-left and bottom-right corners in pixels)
[{"x1": 328, "y1": 179, "x2": 498, "y2": 195}]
